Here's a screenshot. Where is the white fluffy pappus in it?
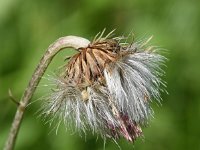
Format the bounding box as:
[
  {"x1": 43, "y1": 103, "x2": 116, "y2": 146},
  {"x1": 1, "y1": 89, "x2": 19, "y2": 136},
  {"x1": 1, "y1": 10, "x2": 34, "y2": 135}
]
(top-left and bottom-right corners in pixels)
[{"x1": 40, "y1": 32, "x2": 167, "y2": 142}]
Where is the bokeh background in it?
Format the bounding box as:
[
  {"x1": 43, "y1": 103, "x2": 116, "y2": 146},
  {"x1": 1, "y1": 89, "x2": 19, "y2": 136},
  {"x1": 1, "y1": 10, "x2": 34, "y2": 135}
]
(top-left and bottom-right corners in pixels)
[{"x1": 1, "y1": 0, "x2": 200, "y2": 149}]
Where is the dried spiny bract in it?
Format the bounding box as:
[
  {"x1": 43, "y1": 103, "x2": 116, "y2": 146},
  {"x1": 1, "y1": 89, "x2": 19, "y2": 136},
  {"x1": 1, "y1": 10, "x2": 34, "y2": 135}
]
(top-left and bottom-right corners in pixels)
[{"x1": 41, "y1": 31, "x2": 166, "y2": 142}]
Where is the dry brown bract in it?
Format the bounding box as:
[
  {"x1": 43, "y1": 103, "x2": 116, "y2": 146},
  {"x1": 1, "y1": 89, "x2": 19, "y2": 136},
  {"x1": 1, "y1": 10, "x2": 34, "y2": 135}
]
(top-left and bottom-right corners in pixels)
[{"x1": 65, "y1": 39, "x2": 122, "y2": 85}]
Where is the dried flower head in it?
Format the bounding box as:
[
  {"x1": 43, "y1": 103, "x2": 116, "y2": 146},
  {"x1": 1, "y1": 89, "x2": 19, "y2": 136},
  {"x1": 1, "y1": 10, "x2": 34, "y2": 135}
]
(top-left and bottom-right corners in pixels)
[{"x1": 41, "y1": 30, "x2": 166, "y2": 142}]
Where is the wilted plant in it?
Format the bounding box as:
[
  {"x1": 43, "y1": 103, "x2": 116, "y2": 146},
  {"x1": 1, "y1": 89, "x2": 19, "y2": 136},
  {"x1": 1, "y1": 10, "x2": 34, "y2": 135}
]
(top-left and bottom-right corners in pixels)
[{"x1": 4, "y1": 30, "x2": 166, "y2": 150}]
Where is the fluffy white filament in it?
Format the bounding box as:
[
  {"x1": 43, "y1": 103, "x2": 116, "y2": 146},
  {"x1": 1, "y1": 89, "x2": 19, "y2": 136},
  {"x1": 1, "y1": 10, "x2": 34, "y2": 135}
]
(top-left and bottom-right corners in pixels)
[{"x1": 104, "y1": 47, "x2": 166, "y2": 124}]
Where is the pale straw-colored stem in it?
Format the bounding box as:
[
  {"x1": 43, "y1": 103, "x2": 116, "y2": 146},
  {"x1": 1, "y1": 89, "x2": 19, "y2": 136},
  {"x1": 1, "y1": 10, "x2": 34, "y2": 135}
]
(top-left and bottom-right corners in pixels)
[{"x1": 4, "y1": 36, "x2": 90, "y2": 150}]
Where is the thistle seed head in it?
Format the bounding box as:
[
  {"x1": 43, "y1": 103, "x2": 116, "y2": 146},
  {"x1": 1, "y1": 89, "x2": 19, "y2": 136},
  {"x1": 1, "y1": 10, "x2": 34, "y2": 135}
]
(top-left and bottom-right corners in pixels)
[{"x1": 41, "y1": 31, "x2": 166, "y2": 142}]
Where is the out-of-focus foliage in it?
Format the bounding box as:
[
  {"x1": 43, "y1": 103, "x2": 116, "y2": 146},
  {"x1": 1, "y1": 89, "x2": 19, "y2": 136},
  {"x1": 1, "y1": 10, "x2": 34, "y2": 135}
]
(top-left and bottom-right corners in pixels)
[{"x1": 0, "y1": 0, "x2": 200, "y2": 149}]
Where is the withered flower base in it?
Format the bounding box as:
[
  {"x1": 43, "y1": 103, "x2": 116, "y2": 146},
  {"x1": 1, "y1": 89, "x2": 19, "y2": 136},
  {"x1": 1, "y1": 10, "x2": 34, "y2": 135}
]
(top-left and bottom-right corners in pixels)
[{"x1": 41, "y1": 31, "x2": 166, "y2": 142}]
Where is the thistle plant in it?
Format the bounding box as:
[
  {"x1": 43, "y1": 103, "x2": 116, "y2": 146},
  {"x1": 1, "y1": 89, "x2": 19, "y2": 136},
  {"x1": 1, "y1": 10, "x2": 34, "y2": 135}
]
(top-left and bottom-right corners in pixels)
[{"x1": 4, "y1": 30, "x2": 166, "y2": 150}]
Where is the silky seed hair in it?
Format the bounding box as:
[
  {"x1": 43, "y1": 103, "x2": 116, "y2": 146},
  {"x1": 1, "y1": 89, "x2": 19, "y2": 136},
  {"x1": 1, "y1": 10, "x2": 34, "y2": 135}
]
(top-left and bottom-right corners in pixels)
[{"x1": 40, "y1": 30, "x2": 167, "y2": 142}]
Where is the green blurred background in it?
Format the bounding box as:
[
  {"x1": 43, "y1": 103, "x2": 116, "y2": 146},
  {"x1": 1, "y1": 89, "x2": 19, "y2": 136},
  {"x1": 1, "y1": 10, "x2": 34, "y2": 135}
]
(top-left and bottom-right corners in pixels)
[{"x1": 0, "y1": 0, "x2": 200, "y2": 149}]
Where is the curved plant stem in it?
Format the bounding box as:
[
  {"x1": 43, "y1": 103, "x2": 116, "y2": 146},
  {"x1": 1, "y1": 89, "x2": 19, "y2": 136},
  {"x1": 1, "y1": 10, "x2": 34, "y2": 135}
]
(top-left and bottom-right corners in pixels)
[{"x1": 4, "y1": 36, "x2": 90, "y2": 150}]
